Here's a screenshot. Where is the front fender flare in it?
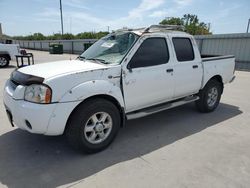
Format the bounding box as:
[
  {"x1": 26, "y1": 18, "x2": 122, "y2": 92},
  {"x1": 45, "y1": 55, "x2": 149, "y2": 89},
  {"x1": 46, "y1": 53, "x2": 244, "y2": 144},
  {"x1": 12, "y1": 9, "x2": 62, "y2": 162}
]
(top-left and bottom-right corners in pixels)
[
  {"x1": 60, "y1": 80, "x2": 125, "y2": 108},
  {"x1": 46, "y1": 80, "x2": 125, "y2": 135}
]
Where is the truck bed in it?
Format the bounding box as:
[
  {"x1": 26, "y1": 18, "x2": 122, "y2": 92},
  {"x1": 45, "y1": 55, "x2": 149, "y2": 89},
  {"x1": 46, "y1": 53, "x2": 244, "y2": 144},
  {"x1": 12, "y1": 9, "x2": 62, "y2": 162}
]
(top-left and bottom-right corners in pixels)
[
  {"x1": 200, "y1": 54, "x2": 235, "y2": 88},
  {"x1": 201, "y1": 54, "x2": 235, "y2": 62}
]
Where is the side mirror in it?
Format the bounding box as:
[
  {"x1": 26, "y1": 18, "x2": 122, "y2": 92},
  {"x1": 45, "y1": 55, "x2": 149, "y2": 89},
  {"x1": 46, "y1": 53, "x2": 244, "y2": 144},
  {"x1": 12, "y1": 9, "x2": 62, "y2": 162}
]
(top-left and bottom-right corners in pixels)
[{"x1": 127, "y1": 64, "x2": 133, "y2": 73}]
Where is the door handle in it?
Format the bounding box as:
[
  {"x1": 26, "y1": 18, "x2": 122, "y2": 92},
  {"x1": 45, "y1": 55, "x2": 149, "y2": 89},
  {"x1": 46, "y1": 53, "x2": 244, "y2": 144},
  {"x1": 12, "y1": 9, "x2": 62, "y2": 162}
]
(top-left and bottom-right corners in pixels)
[
  {"x1": 166, "y1": 69, "x2": 174, "y2": 73},
  {"x1": 193, "y1": 65, "x2": 198, "y2": 69}
]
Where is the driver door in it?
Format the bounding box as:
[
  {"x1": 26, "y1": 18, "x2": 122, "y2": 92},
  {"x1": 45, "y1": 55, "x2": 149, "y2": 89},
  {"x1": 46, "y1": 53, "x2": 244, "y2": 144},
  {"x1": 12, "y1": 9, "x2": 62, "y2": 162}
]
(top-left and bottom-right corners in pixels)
[{"x1": 122, "y1": 36, "x2": 175, "y2": 112}]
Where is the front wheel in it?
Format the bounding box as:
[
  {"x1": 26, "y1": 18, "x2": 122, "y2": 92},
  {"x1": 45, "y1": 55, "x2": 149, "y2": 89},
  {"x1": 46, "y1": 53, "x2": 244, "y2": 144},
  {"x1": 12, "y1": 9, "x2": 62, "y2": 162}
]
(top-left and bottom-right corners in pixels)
[
  {"x1": 196, "y1": 80, "x2": 223, "y2": 113},
  {"x1": 65, "y1": 98, "x2": 121, "y2": 153}
]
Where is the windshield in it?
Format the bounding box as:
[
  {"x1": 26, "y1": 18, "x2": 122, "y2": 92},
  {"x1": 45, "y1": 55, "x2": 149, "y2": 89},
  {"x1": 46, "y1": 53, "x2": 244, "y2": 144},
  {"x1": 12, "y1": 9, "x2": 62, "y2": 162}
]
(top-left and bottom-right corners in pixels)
[{"x1": 80, "y1": 32, "x2": 139, "y2": 64}]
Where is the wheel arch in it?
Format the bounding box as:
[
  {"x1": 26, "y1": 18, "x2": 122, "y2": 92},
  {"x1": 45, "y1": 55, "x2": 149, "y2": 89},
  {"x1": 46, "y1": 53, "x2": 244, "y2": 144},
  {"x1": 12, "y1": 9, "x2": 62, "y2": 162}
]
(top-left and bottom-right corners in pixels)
[
  {"x1": 0, "y1": 53, "x2": 11, "y2": 60},
  {"x1": 201, "y1": 74, "x2": 224, "y2": 92},
  {"x1": 202, "y1": 74, "x2": 224, "y2": 94},
  {"x1": 210, "y1": 75, "x2": 223, "y2": 83},
  {"x1": 64, "y1": 94, "x2": 126, "y2": 134}
]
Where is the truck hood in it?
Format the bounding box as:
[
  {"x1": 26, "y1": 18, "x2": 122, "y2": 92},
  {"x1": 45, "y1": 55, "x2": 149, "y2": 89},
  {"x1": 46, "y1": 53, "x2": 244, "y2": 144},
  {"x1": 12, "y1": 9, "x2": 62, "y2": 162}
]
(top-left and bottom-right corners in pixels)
[{"x1": 18, "y1": 60, "x2": 107, "y2": 80}]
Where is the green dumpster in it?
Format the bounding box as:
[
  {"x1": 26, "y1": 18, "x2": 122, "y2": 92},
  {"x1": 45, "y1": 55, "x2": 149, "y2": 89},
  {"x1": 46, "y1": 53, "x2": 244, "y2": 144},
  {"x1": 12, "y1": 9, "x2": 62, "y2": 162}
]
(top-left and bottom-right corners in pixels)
[{"x1": 49, "y1": 43, "x2": 63, "y2": 54}]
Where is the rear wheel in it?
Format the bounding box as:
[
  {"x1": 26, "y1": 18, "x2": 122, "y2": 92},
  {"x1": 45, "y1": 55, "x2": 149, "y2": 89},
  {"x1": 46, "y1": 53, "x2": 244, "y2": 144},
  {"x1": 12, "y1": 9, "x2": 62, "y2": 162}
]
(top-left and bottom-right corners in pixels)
[
  {"x1": 65, "y1": 98, "x2": 121, "y2": 153},
  {"x1": 196, "y1": 79, "x2": 223, "y2": 113},
  {"x1": 0, "y1": 56, "x2": 9, "y2": 68}
]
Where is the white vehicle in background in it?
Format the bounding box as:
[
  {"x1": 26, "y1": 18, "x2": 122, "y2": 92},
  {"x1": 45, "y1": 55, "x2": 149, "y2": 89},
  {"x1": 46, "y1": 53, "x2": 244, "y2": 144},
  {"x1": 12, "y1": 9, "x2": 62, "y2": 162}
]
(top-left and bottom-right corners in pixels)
[
  {"x1": 0, "y1": 43, "x2": 20, "y2": 67},
  {"x1": 3, "y1": 25, "x2": 236, "y2": 153}
]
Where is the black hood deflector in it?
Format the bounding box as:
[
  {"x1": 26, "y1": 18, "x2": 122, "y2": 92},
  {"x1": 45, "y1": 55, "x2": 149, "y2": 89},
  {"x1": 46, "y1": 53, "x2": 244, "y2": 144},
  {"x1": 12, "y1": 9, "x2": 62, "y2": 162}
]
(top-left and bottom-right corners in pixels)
[{"x1": 11, "y1": 70, "x2": 44, "y2": 86}]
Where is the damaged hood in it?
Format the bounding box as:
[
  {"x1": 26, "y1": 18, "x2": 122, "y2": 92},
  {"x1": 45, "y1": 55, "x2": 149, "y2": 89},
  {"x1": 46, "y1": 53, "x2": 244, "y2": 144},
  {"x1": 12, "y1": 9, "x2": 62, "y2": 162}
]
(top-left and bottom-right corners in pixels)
[{"x1": 17, "y1": 60, "x2": 107, "y2": 80}]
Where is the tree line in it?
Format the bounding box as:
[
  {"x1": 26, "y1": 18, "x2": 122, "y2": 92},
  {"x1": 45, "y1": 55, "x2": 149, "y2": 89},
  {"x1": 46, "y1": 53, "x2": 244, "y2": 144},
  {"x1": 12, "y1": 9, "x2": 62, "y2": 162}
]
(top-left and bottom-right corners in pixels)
[
  {"x1": 12, "y1": 31, "x2": 109, "y2": 41},
  {"x1": 12, "y1": 14, "x2": 211, "y2": 40},
  {"x1": 160, "y1": 14, "x2": 211, "y2": 35}
]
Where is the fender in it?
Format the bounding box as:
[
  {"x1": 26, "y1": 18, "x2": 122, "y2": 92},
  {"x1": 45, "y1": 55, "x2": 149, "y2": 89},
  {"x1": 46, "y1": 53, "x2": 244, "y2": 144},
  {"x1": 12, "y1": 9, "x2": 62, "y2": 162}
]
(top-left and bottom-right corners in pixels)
[
  {"x1": 202, "y1": 73, "x2": 223, "y2": 89},
  {"x1": 59, "y1": 80, "x2": 125, "y2": 108},
  {"x1": 46, "y1": 80, "x2": 125, "y2": 135},
  {"x1": 202, "y1": 64, "x2": 224, "y2": 89}
]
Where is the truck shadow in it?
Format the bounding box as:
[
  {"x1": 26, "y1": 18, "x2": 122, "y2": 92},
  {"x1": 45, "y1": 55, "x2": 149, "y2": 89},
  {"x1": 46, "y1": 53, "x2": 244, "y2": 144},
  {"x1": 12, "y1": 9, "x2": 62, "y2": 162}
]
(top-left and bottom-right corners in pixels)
[{"x1": 0, "y1": 103, "x2": 242, "y2": 188}]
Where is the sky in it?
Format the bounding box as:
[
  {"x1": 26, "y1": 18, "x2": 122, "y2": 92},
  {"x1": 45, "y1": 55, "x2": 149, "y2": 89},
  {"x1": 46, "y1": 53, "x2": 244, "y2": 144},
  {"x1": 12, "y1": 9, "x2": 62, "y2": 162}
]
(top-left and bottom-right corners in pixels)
[{"x1": 0, "y1": 0, "x2": 249, "y2": 36}]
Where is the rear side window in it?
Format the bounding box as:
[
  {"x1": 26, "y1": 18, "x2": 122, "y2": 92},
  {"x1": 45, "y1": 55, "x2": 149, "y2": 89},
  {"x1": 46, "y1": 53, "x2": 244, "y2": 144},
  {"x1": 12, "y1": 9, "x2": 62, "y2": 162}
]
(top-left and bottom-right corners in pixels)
[
  {"x1": 172, "y1": 38, "x2": 194, "y2": 62},
  {"x1": 128, "y1": 38, "x2": 169, "y2": 69}
]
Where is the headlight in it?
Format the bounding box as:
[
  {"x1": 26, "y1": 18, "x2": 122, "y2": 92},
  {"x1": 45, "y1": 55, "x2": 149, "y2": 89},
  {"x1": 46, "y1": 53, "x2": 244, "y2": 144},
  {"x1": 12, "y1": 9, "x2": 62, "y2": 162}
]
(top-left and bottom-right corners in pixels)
[{"x1": 24, "y1": 84, "x2": 52, "y2": 104}]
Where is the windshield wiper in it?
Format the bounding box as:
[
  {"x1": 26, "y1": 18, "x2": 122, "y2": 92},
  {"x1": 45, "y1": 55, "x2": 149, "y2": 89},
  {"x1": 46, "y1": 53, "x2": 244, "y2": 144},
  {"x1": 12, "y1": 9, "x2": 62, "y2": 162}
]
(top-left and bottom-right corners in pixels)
[
  {"x1": 77, "y1": 56, "x2": 86, "y2": 61},
  {"x1": 86, "y1": 58, "x2": 109, "y2": 64}
]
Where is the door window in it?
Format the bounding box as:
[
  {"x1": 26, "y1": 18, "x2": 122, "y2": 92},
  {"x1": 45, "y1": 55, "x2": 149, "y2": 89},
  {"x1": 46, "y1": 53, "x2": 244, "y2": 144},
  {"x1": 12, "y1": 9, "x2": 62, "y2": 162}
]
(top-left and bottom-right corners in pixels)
[
  {"x1": 128, "y1": 38, "x2": 169, "y2": 69},
  {"x1": 172, "y1": 38, "x2": 194, "y2": 62}
]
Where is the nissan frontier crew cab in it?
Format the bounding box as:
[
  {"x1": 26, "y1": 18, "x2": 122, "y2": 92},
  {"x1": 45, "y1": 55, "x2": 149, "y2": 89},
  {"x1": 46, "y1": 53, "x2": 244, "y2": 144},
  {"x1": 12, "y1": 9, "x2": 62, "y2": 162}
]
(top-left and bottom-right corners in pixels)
[{"x1": 3, "y1": 25, "x2": 236, "y2": 153}]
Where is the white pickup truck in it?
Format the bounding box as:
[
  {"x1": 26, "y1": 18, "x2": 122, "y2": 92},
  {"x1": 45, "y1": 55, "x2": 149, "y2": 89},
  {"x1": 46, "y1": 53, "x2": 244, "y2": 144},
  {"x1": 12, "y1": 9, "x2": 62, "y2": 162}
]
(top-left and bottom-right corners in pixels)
[
  {"x1": 3, "y1": 25, "x2": 235, "y2": 153},
  {"x1": 0, "y1": 43, "x2": 20, "y2": 67}
]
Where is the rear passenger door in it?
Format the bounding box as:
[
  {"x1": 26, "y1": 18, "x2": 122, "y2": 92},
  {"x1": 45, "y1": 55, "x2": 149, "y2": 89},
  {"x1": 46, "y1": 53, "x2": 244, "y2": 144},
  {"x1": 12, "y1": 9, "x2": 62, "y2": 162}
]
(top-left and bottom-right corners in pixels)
[{"x1": 171, "y1": 37, "x2": 203, "y2": 98}]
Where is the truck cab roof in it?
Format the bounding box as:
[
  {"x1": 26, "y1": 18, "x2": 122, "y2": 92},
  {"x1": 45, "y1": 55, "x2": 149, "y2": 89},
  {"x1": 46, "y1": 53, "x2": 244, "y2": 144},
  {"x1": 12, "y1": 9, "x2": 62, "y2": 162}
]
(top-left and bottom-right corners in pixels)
[
  {"x1": 132, "y1": 30, "x2": 190, "y2": 37},
  {"x1": 116, "y1": 24, "x2": 190, "y2": 37}
]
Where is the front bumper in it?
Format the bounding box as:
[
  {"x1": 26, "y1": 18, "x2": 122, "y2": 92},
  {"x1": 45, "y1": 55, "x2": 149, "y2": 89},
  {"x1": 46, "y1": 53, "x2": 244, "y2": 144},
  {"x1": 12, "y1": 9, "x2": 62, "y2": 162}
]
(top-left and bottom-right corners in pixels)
[
  {"x1": 3, "y1": 88, "x2": 57, "y2": 134},
  {"x1": 3, "y1": 80, "x2": 80, "y2": 135}
]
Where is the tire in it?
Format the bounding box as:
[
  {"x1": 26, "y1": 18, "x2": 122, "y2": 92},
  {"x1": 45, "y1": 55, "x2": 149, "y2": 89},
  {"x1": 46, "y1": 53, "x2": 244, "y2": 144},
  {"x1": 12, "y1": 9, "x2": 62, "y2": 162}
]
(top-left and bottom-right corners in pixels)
[
  {"x1": 0, "y1": 56, "x2": 10, "y2": 68},
  {"x1": 65, "y1": 98, "x2": 121, "y2": 153},
  {"x1": 196, "y1": 79, "x2": 223, "y2": 113}
]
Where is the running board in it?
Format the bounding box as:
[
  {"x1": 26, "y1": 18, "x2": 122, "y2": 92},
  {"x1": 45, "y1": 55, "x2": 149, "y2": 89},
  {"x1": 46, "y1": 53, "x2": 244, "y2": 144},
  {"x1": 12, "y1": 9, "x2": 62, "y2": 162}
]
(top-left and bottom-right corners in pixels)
[{"x1": 126, "y1": 96, "x2": 199, "y2": 120}]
